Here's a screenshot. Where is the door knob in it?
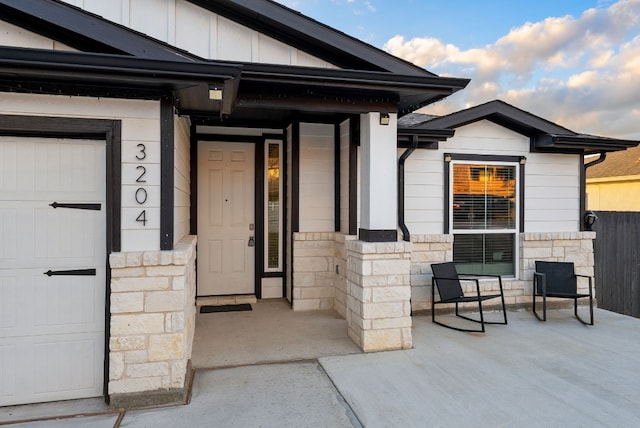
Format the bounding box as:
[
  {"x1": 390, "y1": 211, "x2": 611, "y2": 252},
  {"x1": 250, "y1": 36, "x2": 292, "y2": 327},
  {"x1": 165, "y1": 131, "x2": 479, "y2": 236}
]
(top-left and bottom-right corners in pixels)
[{"x1": 248, "y1": 236, "x2": 255, "y2": 247}]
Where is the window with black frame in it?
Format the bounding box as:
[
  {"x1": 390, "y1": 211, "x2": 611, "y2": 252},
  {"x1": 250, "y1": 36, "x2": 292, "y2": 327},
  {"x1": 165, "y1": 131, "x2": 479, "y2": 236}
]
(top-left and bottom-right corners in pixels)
[{"x1": 451, "y1": 162, "x2": 517, "y2": 276}]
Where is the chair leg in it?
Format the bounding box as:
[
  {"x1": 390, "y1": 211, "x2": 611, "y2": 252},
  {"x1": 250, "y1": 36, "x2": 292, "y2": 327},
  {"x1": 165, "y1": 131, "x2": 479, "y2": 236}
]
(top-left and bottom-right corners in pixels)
[
  {"x1": 533, "y1": 293, "x2": 546, "y2": 322},
  {"x1": 478, "y1": 298, "x2": 486, "y2": 333},
  {"x1": 574, "y1": 297, "x2": 594, "y2": 326}
]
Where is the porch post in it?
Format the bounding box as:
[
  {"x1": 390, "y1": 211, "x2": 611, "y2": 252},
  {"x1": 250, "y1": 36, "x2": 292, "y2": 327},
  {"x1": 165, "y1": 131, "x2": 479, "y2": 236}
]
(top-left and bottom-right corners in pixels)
[
  {"x1": 345, "y1": 112, "x2": 412, "y2": 352},
  {"x1": 359, "y1": 112, "x2": 398, "y2": 242}
]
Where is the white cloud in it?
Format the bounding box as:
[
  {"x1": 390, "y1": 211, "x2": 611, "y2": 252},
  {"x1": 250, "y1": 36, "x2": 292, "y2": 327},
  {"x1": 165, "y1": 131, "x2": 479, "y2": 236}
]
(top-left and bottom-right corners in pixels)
[{"x1": 385, "y1": 0, "x2": 640, "y2": 139}]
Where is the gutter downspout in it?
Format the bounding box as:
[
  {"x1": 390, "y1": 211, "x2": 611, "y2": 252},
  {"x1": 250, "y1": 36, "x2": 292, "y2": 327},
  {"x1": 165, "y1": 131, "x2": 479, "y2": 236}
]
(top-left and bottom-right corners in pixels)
[
  {"x1": 582, "y1": 151, "x2": 606, "y2": 230},
  {"x1": 398, "y1": 136, "x2": 419, "y2": 242},
  {"x1": 585, "y1": 151, "x2": 607, "y2": 169}
]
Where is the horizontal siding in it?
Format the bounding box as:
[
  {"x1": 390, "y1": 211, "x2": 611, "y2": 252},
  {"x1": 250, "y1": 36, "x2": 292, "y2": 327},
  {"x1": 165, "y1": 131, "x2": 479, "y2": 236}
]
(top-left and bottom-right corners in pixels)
[
  {"x1": 525, "y1": 153, "x2": 580, "y2": 232},
  {"x1": 299, "y1": 123, "x2": 334, "y2": 233},
  {"x1": 403, "y1": 120, "x2": 581, "y2": 235},
  {"x1": 60, "y1": 0, "x2": 335, "y2": 68},
  {"x1": 402, "y1": 148, "x2": 443, "y2": 235}
]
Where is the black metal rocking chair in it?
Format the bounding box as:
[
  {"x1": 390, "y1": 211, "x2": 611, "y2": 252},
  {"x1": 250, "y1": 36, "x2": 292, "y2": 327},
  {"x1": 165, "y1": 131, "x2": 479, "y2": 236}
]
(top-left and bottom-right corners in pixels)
[
  {"x1": 431, "y1": 262, "x2": 508, "y2": 333},
  {"x1": 533, "y1": 261, "x2": 594, "y2": 325}
]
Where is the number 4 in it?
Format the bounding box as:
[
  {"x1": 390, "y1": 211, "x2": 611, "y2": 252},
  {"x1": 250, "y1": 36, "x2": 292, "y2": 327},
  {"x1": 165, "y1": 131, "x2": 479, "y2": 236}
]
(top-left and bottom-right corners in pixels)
[{"x1": 136, "y1": 210, "x2": 147, "y2": 226}]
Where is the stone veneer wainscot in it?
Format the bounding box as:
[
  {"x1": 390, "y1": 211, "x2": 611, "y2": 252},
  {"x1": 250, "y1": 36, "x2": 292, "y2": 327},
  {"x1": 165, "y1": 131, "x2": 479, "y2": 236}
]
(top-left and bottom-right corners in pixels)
[{"x1": 107, "y1": 235, "x2": 196, "y2": 407}]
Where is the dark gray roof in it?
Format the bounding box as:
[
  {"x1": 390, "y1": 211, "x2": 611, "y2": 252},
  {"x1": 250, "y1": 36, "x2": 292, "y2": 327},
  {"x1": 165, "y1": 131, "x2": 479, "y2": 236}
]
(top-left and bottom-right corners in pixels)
[
  {"x1": 398, "y1": 113, "x2": 438, "y2": 128},
  {"x1": 0, "y1": 0, "x2": 470, "y2": 121},
  {"x1": 412, "y1": 100, "x2": 640, "y2": 154}
]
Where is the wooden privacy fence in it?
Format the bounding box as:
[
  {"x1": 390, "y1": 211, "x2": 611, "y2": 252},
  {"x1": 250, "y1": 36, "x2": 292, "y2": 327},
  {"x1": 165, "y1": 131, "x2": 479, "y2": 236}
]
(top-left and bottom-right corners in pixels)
[{"x1": 593, "y1": 211, "x2": 640, "y2": 318}]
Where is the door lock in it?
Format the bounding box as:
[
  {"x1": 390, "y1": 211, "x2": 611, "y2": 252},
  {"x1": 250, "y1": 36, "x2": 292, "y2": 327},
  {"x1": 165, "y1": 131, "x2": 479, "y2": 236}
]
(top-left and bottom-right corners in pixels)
[{"x1": 248, "y1": 236, "x2": 255, "y2": 247}]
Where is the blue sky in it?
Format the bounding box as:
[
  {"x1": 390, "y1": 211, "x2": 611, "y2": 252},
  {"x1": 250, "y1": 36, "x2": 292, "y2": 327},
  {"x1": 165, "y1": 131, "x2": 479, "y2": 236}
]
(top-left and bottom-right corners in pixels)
[{"x1": 276, "y1": 0, "x2": 640, "y2": 139}]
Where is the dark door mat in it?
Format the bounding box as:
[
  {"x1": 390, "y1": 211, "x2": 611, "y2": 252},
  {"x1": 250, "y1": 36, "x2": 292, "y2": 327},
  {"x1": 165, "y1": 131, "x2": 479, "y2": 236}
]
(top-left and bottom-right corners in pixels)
[{"x1": 200, "y1": 304, "x2": 253, "y2": 313}]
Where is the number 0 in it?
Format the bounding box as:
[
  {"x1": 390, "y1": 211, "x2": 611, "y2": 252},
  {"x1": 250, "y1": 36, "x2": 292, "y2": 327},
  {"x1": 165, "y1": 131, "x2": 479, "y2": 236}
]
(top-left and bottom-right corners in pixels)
[{"x1": 135, "y1": 188, "x2": 148, "y2": 204}]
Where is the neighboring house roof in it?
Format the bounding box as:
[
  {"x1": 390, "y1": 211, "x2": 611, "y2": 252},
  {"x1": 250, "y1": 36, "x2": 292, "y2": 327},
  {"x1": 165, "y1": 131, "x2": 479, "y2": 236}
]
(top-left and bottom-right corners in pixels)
[
  {"x1": 407, "y1": 100, "x2": 640, "y2": 154},
  {"x1": 0, "y1": 0, "x2": 469, "y2": 122},
  {"x1": 586, "y1": 145, "x2": 640, "y2": 179}
]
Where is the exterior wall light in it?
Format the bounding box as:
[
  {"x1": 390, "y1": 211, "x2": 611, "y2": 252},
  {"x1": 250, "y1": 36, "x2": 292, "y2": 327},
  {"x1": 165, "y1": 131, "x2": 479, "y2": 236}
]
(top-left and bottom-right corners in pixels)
[
  {"x1": 379, "y1": 113, "x2": 390, "y2": 126},
  {"x1": 208, "y1": 86, "x2": 223, "y2": 100},
  {"x1": 584, "y1": 211, "x2": 598, "y2": 231}
]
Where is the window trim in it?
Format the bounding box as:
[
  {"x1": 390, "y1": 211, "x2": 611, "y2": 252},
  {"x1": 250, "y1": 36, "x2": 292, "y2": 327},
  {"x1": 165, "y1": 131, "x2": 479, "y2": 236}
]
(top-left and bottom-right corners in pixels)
[
  {"x1": 444, "y1": 153, "x2": 525, "y2": 233},
  {"x1": 444, "y1": 153, "x2": 525, "y2": 278},
  {"x1": 264, "y1": 139, "x2": 284, "y2": 273}
]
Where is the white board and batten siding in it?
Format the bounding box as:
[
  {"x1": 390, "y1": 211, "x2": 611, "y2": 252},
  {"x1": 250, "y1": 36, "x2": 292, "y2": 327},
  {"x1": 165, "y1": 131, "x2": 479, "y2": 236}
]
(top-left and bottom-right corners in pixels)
[
  {"x1": 0, "y1": 19, "x2": 75, "y2": 51},
  {"x1": 299, "y1": 123, "x2": 335, "y2": 233},
  {"x1": 0, "y1": 92, "x2": 162, "y2": 252},
  {"x1": 60, "y1": 0, "x2": 336, "y2": 68},
  {"x1": 403, "y1": 120, "x2": 581, "y2": 234}
]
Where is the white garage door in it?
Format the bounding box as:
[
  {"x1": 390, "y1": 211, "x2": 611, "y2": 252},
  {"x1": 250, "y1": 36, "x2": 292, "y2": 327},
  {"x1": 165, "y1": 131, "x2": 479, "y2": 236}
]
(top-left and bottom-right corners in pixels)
[{"x1": 0, "y1": 137, "x2": 106, "y2": 406}]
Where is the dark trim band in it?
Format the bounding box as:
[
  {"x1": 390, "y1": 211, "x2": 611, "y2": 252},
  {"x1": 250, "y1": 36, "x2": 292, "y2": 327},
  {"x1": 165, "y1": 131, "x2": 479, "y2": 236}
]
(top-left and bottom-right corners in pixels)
[
  {"x1": 359, "y1": 229, "x2": 397, "y2": 243},
  {"x1": 160, "y1": 98, "x2": 174, "y2": 251}
]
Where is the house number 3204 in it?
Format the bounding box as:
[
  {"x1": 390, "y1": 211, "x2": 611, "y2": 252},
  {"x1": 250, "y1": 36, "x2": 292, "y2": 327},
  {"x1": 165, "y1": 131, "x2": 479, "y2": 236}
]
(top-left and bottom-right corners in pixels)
[{"x1": 135, "y1": 143, "x2": 148, "y2": 226}]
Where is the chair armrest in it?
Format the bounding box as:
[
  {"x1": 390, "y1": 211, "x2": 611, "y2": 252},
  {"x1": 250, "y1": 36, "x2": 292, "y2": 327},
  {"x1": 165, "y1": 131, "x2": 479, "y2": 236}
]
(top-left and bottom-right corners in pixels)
[
  {"x1": 533, "y1": 272, "x2": 546, "y2": 295},
  {"x1": 575, "y1": 274, "x2": 594, "y2": 294},
  {"x1": 459, "y1": 274, "x2": 504, "y2": 290},
  {"x1": 458, "y1": 274, "x2": 504, "y2": 294}
]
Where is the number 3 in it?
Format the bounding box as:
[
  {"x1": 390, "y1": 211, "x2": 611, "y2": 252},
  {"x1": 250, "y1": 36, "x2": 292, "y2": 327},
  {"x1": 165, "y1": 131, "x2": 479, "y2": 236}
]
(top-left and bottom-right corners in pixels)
[{"x1": 136, "y1": 143, "x2": 146, "y2": 160}]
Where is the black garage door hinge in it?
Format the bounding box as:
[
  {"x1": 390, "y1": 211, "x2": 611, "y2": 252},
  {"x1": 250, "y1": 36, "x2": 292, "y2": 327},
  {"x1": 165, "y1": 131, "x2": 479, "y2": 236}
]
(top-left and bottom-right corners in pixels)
[
  {"x1": 49, "y1": 202, "x2": 101, "y2": 211},
  {"x1": 44, "y1": 268, "x2": 97, "y2": 276}
]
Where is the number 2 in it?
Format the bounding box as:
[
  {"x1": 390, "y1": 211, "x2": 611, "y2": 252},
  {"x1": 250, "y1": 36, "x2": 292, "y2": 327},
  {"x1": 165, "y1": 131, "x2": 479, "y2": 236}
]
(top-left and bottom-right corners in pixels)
[{"x1": 136, "y1": 165, "x2": 147, "y2": 183}]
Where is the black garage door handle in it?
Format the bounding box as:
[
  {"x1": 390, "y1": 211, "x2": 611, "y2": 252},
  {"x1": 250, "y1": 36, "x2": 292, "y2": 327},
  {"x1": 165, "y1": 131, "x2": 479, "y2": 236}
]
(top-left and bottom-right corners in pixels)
[
  {"x1": 49, "y1": 202, "x2": 101, "y2": 211},
  {"x1": 44, "y1": 269, "x2": 97, "y2": 277}
]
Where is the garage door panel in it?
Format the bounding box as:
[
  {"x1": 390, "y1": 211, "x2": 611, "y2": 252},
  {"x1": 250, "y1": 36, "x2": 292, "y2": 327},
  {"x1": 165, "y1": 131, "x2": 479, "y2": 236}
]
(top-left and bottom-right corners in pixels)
[
  {"x1": 0, "y1": 207, "x2": 17, "y2": 261},
  {"x1": 0, "y1": 333, "x2": 103, "y2": 406},
  {"x1": 0, "y1": 136, "x2": 106, "y2": 405},
  {"x1": 0, "y1": 344, "x2": 17, "y2": 400},
  {"x1": 1, "y1": 268, "x2": 104, "y2": 338},
  {"x1": 1, "y1": 138, "x2": 105, "y2": 199},
  {"x1": 34, "y1": 271, "x2": 104, "y2": 332},
  {"x1": 0, "y1": 203, "x2": 104, "y2": 269},
  {"x1": 35, "y1": 207, "x2": 103, "y2": 262}
]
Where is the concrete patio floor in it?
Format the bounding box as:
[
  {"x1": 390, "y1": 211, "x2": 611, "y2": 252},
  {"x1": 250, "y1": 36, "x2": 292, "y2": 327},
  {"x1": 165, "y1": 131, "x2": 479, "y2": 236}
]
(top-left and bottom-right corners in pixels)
[{"x1": 3, "y1": 306, "x2": 640, "y2": 427}]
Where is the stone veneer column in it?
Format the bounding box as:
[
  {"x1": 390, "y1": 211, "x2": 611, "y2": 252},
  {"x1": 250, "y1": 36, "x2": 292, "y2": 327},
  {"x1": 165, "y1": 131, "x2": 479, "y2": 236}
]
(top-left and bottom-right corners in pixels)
[
  {"x1": 292, "y1": 232, "x2": 337, "y2": 311},
  {"x1": 346, "y1": 240, "x2": 412, "y2": 352},
  {"x1": 107, "y1": 235, "x2": 196, "y2": 407}
]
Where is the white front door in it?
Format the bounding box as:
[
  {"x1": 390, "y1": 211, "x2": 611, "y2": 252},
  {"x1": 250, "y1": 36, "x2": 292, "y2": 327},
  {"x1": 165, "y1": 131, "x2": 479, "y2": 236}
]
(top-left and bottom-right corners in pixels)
[
  {"x1": 0, "y1": 137, "x2": 106, "y2": 406},
  {"x1": 197, "y1": 141, "x2": 255, "y2": 296}
]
